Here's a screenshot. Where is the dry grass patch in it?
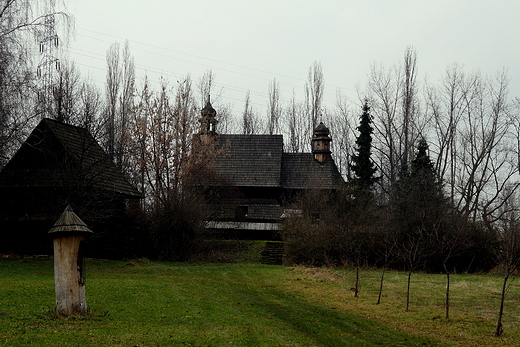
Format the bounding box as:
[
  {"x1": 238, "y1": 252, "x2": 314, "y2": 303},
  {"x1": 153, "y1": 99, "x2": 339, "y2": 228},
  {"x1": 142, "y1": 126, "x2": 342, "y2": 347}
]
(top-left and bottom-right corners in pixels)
[{"x1": 287, "y1": 266, "x2": 520, "y2": 347}]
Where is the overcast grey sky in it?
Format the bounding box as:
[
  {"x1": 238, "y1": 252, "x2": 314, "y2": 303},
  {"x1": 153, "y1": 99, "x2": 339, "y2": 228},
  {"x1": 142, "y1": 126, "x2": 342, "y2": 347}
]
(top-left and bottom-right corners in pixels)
[{"x1": 65, "y1": 0, "x2": 520, "y2": 119}]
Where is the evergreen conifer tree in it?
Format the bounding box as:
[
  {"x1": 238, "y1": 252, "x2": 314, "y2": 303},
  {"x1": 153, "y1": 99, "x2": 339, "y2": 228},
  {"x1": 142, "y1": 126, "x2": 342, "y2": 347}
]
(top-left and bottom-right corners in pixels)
[
  {"x1": 408, "y1": 138, "x2": 444, "y2": 204},
  {"x1": 393, "y1": 138, "x2": 445, "y2": 233},
  {"x1": 392, "y1": 138, "x2": 445, "y2": 310},
  {"x1": 394, "y1": 138, "x2": 468, "y2": 316},
  {"x1": 350, "y1": 100, "x2": 378, "y2": 189},
  {"x1": 343, "y1": 100, "x2": 380, "y2": 295}
]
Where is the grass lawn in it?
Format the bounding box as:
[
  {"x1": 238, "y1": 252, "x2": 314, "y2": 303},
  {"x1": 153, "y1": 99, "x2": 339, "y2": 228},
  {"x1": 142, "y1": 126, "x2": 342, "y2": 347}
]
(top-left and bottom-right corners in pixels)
[{"x1": 0, "y1": 258, "x2": 518, "y2": 346}]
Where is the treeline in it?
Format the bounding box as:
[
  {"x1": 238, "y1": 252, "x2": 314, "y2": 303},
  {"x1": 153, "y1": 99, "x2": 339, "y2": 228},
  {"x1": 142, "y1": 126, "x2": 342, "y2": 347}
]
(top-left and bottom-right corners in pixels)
[
  {"x1": 3, "y1": 5, "x2": 520, "y2": 236},
  {"x1": 2, "y1": 2, "x2": 520, "y2": 270}
]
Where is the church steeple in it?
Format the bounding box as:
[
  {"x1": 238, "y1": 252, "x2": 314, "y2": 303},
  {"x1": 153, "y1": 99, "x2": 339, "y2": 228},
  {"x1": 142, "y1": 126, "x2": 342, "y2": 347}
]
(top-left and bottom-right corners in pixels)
[
  {"x1": 200, "y1": 95, "x2": 218, "y2": 136},
  {"x1": 312, "y1": 122, "x2": 332, "y2": 162}
]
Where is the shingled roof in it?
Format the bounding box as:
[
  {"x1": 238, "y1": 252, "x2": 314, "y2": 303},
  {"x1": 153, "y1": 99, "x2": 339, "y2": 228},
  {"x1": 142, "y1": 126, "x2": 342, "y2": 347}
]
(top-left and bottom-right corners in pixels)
[
  {"x1": 210, "y1": 134, "x2": 344, "y2": 190},
  {"x1": 213, "y1": 134, "x2": 284, "y2": 187},
  {"x1": 281, "y1": 153, "x2": 344, "y2": 190},
  {"x1": 0, "y1": 118, "x2": 142, "y2": 198},
  {"x1": 48, "y1": 205, "x2": 93, "y2": 235}
]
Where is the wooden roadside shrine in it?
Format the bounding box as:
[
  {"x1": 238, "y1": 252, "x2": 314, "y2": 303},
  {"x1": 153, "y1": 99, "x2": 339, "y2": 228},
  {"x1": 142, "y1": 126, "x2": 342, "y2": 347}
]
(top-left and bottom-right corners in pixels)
[{"x1": 48, "y1": 205, "x2": 93, "y2": 315}]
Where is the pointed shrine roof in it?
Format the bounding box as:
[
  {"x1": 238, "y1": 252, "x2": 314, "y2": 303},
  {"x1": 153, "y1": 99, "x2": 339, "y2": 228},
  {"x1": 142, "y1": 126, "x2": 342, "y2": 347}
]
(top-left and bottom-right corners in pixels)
[{"x1": 48, "y1": 205, "x2": 93, "y2": 235}]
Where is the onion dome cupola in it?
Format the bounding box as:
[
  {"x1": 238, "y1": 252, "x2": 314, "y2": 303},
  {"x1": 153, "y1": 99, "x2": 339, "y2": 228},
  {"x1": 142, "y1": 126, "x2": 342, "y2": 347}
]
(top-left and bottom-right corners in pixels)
[
  {"x1": 312, "y1": 122, "x2": 332, "y2": 162},
  {"x1": 200, "y1": 96, "x2": 218, "y2": 136}
]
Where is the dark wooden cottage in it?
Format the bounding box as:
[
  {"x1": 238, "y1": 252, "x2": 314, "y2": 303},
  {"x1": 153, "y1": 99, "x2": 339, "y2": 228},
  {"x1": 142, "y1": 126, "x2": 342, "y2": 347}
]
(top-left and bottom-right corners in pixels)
[
  {"x1": 0, "y1": 118, "x2": 142, "y2": 256},
  {"x1": 198, "y1": 101, "x2": 344, "y2": 240}
]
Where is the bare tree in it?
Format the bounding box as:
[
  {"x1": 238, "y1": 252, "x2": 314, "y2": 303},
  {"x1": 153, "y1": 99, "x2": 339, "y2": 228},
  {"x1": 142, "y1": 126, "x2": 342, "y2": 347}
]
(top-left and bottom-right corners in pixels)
[
  {"x1": 125, "y1": 76, "x2": 200, "y2": 206},
  {"x1": 49, "y1": 60, "x2": 80, "y2": 124},
  {"x1": 423, "y1": 66, "x2": 520, "y2": 321},
  {"x1": 267, "y1": 78, "x2": 281, "y2": 135},
  {"x1": 425, "y1": 64, "x2": 466, "y2": 205},
  {"x1": 242, "y1": 90, "x2": 261, "y2": 135},
  {"x1": 124, "y1": 75, "x2": 215, "y2": 260},
  {"x1": 367, "y1": 62, "x2": 402, "y2": 196},
  {"x1": 215, "y1": 103, "x2": 235, "y2": 134},
  {"x1": 429, "y1": 214, "x2": 470, "y2": 320},
  {"x1": 0, "y1": 1, "x2": 69, "y2": 40},
  {"x1": 398, "y1": 232, "x2": 426, "y2": 312},
  {"x1": 79, "y1": 76, "x2": 104, "y2": 140},
  {"x1": 424, "y1": 66, "x2": 519, "y2": 227},
  {"x1": 105, "y1": 42, "x2": 121, "y2": 161},
  {"x1": 330, "y1": 91, "x2": 355, "y2": 177},
  {"x1": 515, "y1": 97, "x2": 520, "y2": 173},
  {"x1": 367, "y1": 48, "x2": 421, "y2": 200},
  {"x1": 118, "y1": 40, "x2": 135, "y2": 169},
  {"x1": 283, "y1": 90, "x2": 306, "y2": 152},
  {"x1": 401, "y1": 46, "x2": 419, "y2": 172},
  {"x1": 197, "y1": 69, "x2": 215, "y2": 108},
  {"x1": 0, "y1": 0, "x2": 70, "y2": 167},
  {"x1": 0, "y1": 36, "x2": 35, "y2": 166},
  {"x1": 305, "y1": 61, "x2": 324, "y2": 131},
  {"x1": 103, "y1": 40, "x2": 135, "y2": 171},
  {"x1": 458, "y1": 71, "x2": 517, "y2": 224},
  {"x1": 171, "y1": 76, "x2": 198, "y2": 190},
  {"x1": 375, "y1": 228, "x2": 395, "y2": 305},
  {"x1": 126, "y1": 76, "x2": 152, "y2": 199},
  {"x1": 298, "y1": 61, "x2": 326, "y2": 152},
  {"x1": 493, "y1": 189, "x2": 520, "y2": 337}
]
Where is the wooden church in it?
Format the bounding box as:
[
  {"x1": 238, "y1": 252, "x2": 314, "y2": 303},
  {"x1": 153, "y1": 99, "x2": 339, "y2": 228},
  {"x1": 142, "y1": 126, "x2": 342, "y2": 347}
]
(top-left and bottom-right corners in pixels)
[{"x1": 197, "y1": 101, "x2": 345, "y2": 240}]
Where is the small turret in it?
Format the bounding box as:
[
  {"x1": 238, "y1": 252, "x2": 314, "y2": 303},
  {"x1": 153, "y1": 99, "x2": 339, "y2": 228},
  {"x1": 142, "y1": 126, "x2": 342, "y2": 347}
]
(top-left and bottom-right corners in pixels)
[
  {"x1": 200, "y1": 96, "x2": 217, "y2": 136},
  {"x1": 312, "y1": 122, "x2": 332, "y2": 163}
]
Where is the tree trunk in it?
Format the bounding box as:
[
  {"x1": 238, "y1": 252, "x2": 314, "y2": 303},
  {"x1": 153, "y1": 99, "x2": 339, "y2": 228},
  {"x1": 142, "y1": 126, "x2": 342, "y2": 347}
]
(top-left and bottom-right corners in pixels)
[
  {"x1": 354, "y1": 265, "x2": 360, "y2": 297},
  {"x1": 406, "y1": 270, "x2": 412, "y2": 312},
  {"x1": 496, "y1": 274, "x2": 509, "y2": 337},
  {"x1": 377, "y1": 266, "x2": 386, "y2": 305},
  {"x1": 445, "y1": 272, "x2": 450, "y2": 320}
]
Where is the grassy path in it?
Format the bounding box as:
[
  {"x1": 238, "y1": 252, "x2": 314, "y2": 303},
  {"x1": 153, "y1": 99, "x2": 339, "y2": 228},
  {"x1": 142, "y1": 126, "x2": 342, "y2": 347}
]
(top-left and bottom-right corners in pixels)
[
  {"x1": 0, "y1": 259, "x2": 435, "y2": 346},
  {"x1": 2, "y1": 258, "x2": 519, "y2": 346}
]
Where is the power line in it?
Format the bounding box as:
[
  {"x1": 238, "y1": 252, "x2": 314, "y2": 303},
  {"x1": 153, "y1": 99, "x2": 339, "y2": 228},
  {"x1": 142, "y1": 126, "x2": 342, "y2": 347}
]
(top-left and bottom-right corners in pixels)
[
  {"x1": 71, "y1": 33, "x2": 293, "y2": 101},
  {"x1": 69, "y1": 47, "x2": 275, "y2": 109},
  {"x1": 68, "y1": 27, "x2": 358, "y2": 115},
  {"x1": 73, "y1": 28, "x2": 356, "y2": 97},
  {"x1": 78, "y1": 28, "x2": 308, "y2": 84},
  {"x1": 71, "y1": 60, "x2": 267, "y2": 109}
]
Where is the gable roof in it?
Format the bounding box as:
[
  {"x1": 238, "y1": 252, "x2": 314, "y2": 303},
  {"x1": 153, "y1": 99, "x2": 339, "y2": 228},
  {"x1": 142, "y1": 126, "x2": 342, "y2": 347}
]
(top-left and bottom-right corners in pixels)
[
  {"x1": 213, "y1": 134, "x2": 284, "y2": 187},
  {"x1": 281, "y1": 153, "x2": 345, "y2": 190},
  {"x1": 0, "y1": 118, "x2": 142, "y2": 198},
  {"x1": 210, "y1": 134, "x2": 344, "y2": 190}
]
